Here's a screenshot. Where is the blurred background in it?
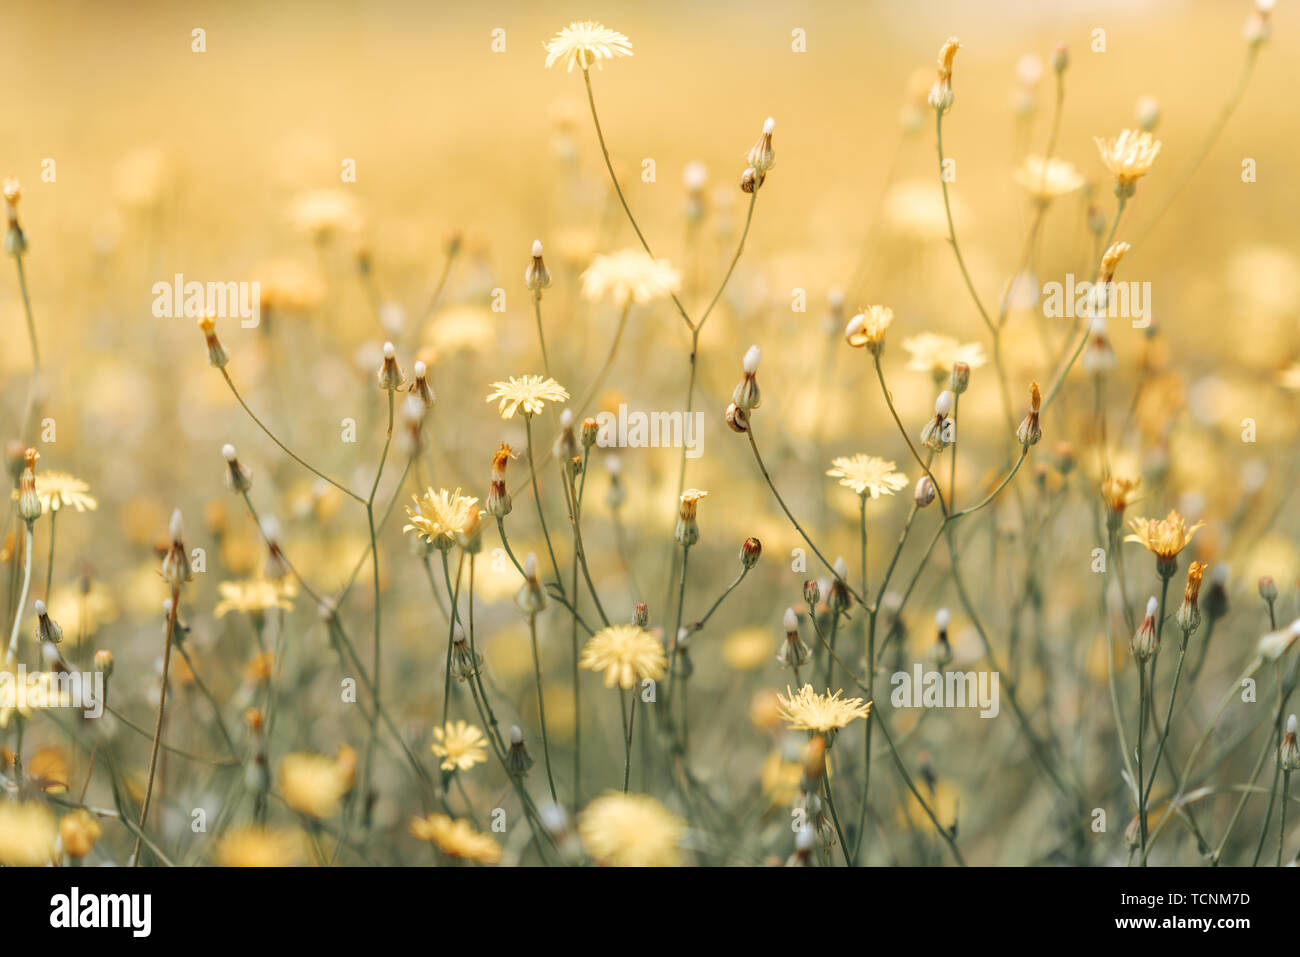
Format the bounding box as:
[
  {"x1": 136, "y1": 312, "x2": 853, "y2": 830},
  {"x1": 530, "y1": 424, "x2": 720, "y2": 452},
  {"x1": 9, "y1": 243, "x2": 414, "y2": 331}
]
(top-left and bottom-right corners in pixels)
[{"x1": 2, "y1": 0, "x2": 1298, "y2": 865}]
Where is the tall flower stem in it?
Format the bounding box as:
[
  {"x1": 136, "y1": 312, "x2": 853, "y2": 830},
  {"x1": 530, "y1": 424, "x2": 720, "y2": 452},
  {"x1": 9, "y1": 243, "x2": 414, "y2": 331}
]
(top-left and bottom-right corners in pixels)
[
  {"x1": 44, "y1": 509, "x2": 56, "y2": 599},
  {"x1": 1279, "y1": 770, "x2": 1291, "y2": 867},
  {"x1": 523, "y1": 414, "x2": 564, "y2": 588},
  {"x1": 527, "y1": 612, "x2": 558, "y2": 803},
  {"x1": 131, "y1": 583, "x2": 179, "y2": 866},
  {"x1": 5, "y1": 523, "x2": 34, "y2": 665},
  {"x1": 531, "y1": 291, "x2": 551, "y2": 375},
  {"x1": 1136, "y1": 659, "x2": 1149, "y2": 858}
]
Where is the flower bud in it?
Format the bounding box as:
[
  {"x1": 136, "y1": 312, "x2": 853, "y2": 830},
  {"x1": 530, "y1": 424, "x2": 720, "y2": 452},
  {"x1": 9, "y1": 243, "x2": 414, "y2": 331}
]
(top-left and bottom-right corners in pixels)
[
  {"x1": 1131, "y1": 595, "x2": 1159, "y2": 660},
  {"x1": 197, "y1": 314, "x2": 229, "y2": 369},
  {"x1": 803, "y1": 579, "x2": 821, "y2": 607},
  {"x1": 732, "y1": 345, "x2": 762, "y2": 412},
  {"x1": 376, "y1": 341, "x2": 406, "y2": 391},
  {"x1": 16, "y1": 448, "x2": 41, "y2": 523},
  {"x1": 222, "y1": 443, "x2": 253, "y2": 493},
  {"x1": 160, "y1": 508, "x2": 193, "y2": 586},
  {"x1": 525, "y1": 239, "x2": 552, "y2": 292},
  {"x1": 740, "y1": 537, "x2": 762, "y2": 569},
  {"x1": 633, "y1": 602, "x2": 649, "y2": 628}
]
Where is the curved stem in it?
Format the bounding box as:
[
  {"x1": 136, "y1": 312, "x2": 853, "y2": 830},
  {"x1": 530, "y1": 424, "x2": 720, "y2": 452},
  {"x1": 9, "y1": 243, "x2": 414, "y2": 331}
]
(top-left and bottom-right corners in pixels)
[{"x1": 131, "y1": 583, "x2": 179, "y2": 865}]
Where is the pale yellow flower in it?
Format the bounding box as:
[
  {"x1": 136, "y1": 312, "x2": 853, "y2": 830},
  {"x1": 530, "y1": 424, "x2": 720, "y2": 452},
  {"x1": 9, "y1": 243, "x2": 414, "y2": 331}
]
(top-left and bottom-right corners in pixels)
[
  {"x1": 403, "y1": 487, "x2": 481, "y2": 549},
  {"x1": 46, "y1": 582, "x2": 118, "y2": 641},
  {"x1": 214, "y1": 826, "x2": 306, "y2": 867},
  {"x1": 214, "y1": 578, "x2": 297, "y2": 618},
  {"x1": 579, "y1": 792, "x2": 684, "y2": 866},
  {"x1": 581, "y1": 249, "x2": 682, "y2": 307},
  {"x1": 775, "y1": 684, "x2": 872, "y2": 733},
  {"x1": 59, "y1": 809, "x2": 103, "y2": 859},
  {"x1": 845, "y1": 305, "x2": 894, "y2": 350},
  {"x1": 723, "y1": 627, "x2": 772, "y2": 671},
  {"x1": 902, "y1": 333, "x2": 988, "y2": 379},
  {"x1": 410, "y1": 814, "x2": 502, "y2": 863},
  {"x1": 430, "y1": 720, "x2": 488, "y2": 772},
  {"x1": 827, "y1": 455, "x2": 907, "y2": 499},
  {"x1": 1013, "y1": 155, "x2": 1085, "y2": 201},
  {"x1": 580, "y1": 624, "x2": 667, "y2": 690},
  {"x1": 544, "y1": 21, "x2": 633, "y2": 72},
  {"x1": 0, "y1": 801, "x2": 58, "y2": 866},
  {"x1": 278, "y1": 751, "x2": 353, "y2": 818},
  {"x1": 1094, "y1": 129, "x2": 1161, "y2": 186},
  {"x1": 14, "y1": 472, "x2": 98, "y2": 513},
  {"x1": 485, "y1": 375, "x2": 569, "y2": 419},
  {"x1": 287, "y1": 188, "x2": 362, "y2": 240}
]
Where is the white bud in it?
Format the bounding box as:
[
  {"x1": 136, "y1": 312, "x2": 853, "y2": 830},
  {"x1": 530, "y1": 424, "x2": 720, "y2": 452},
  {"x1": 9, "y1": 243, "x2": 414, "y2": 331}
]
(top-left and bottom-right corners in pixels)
[
  {"x1": 683, "y1": 162, "x2": 707, "y2": 191},
  {"x1": 524, "y1": 553, "x2": 537, "y2": 578},
  {"x1": 1290, "y1": 617, "x2": 1300, "y2": 635},
  {"x1": 261, "y1": 515, "x2": 282, "y2": 542},
  {"x1": 531, "y1": 239, "x2": 543, "y2": 257},
  {"x1": 605, "y1": 455, "x2": 622, "y2": 475},
  {"x1": 795, "y1": 825, "x2": 814, "y2": 851},
  {"x1": 934, "y1": 390, "x2": 955, "y2": 416},
  {"x1": 762, "y1": 117, "x2": 775, "y2": 135},
  {"x1": 833, "y1": 556, "x2": 848, "y2": 579},
  {"x1": 783, "y1": 607, "x2": 799, "y2": 632},
  {"x1": 1257, "y1": 0, "x2": 1276, "y2": 12},
  {"x1": 413, "y1": 360, "x2": 427, "y2": 378},
  {"x1": 560, "y1": 408, "x2": 574, "y2": 428},
  {"x1": 169, "y1": 508, "x2": 184, "y2": 541},
  {"x1": 382, "y1": 341, "x2": 395, "y2": 359},
  {"x1": 1145, "y1": 596, "x2": 1159, "y2": 618},
  {"x1": 1288, "y1": 714, "x2": 1297, "y2": 735},
  {"x1": 510, "y1": 725, "x2": 524, "y2": 745},
  {"x1": 539, "y1": 802, "x2": 567, "y2": 833},
  {"x1": 163, "y1": 597, "x2": 174, "y2": 616},
  {"x1": 743, "y1": 344, "x2": 761, "y2": 374},
  {"x1": 935, "y1": 607, "x2": 951, "y2": 631},
  {"x1": 34, "y1": 599, "x2": 46, "y2": 616},
  {"x1": 845, "y1": 313, "x2": 865, "y2": 338},
  {"x1": 222, "y1": 443, "x2": 237, "y2": 462}
]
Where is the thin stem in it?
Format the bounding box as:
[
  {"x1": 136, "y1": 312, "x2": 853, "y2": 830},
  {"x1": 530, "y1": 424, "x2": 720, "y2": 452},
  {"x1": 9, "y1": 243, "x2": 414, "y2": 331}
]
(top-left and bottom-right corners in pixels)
[
  {"x1": 132, "y1": 583, "x2": 180, "y2": 865},
  {"x1": 1279, "y1": 771, "x2": 1291, "y2": 867},
  {"x1": 531, "y1": 292, "x2": 551, "y2": 375},
  {"x1": 4, "y1": 523, "x2": 33, "y2": 665},
  {"x1": 523, "y1": 415, "x2": 564, "y2": 588},
  {"x1": 44, "y1": 509, "x2": 56, "y2": 599},
  {"x1": 527, "y1": 612, "x2": 558, "y2": 803}
]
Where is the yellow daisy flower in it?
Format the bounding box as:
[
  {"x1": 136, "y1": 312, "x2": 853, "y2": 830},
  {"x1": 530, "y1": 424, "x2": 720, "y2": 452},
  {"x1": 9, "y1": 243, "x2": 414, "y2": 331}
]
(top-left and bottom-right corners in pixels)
[
  {"x1": 544, "y1": 21, "x2": 633, "y2": 73},
  {"x1": 19, "y1": 472, "x2": 98, "y2": 513},
  {"x1": 579, "y1": 792, "x2": 684, "y2": 867},
  {"x1": 485, "y1": 375, "x2": 569, "y2": 419},
  {"x1": 826, "y1": 455, "x2": 908, "y2": 499},
  {"x1": 0, "y1": 801, "x2": 58, "y2": 866},
  {"x1": 410, "y1": 814, "x2": 502, "y2": 863},
  {"x1": 1124, "y1": 509, "x2": 1205, "y2": 573},
  {"x1": 430, "y1": 720, "x2": 488, "y2": 772},
  {"x1": 214, "y1": 826, "x2": 306, "y2": 867},
  {"x1": 579, "y1": 624, "x2": 668, "y2": 690},
  {"x1": 775, "y1": 684, "x2": 872, "y2": 733}
]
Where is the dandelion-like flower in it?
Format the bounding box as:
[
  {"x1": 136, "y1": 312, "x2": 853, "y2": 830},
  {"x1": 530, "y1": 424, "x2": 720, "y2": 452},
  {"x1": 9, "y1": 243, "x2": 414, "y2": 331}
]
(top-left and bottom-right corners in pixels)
[
  {"x1": 1124, "y1": 509, "x2": 1205, "y2": 577},
  {"x1": 544, "y1": 21, "x2": 633, "y2": 72},
  {"x1": 826, "y1": 455, "x2": 908, "y2": 499},
  {"x1": 1094, "y1": 129, "x2": 1161, "y2": 195},
  {"x1": 579, "y1": 624, "x2": 667, "y2": 690},
  {"x1": 578, "y1": 792, "x2": 684, "y2": 867},
  {"x1": 775, "y1": 684, "x2": 872, "y2": 733},
  {"x1": 11, "y1": 472, "x2": 98, "y2": 514},
  {"x1": 0, "y1": 802, "x2": 57, "y2": 866},
  {"x1": 903, "y1": 333, "x2": 988, "y2": 381},
  {"x1": 1013, "y1": 155, "x2": 1085, "y2": 202},
  {"x1": 430, "y1": 720, "x2": 488, "y2": 772},
  {"x1": 580, "y1": 249, "x2": 682, "y2": 307},
  {"x1": 485, "y1": 375, "x2": 569, "y2": 419},
  {"x1": 214, "y1": 579, "x2": 297, "y2": 618},
  {"x1": 214, "y1": 826, "x2": 305, "y2": 867},
  {"x1": 410, "y1": 814, "x2": 503, "y2": 864},
  {"x1": 403, "y1": 487, "x2": 481, "y2": 550},
  {"x1": 278, "y1": 751, "x2": 353, "y2": 819}
]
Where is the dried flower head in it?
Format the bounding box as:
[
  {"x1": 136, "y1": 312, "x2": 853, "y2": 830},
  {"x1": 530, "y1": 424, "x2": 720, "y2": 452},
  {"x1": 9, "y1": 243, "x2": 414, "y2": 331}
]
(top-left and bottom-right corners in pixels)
[
  {"x1": 430, "y1": 720, "x2": 488, "y2": 772},
  {"x1": 544, "y1": 21, "x2": 633, "y2": 72},
  {"x1": 486, "y1": 375, "x2": 569, "y2": 419},
  {"x1": 580, "y1": 624, "x2": 668, "y2": 689},
  {"x1": 826, "y1": 454, "x2": 908, "y2": 499},
  {"x1": 580, "y1": 249, "x2": 682, "y2": 307},
  {"x1": 579, "y1": 792, "x2": 685, "y2": 867}
]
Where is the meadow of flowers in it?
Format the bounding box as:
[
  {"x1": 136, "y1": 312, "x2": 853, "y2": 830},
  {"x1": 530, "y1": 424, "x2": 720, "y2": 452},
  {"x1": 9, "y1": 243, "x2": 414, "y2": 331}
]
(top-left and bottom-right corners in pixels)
[{"x1": 2, "y1": 0, "x2": 1300, "y2": 869}]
